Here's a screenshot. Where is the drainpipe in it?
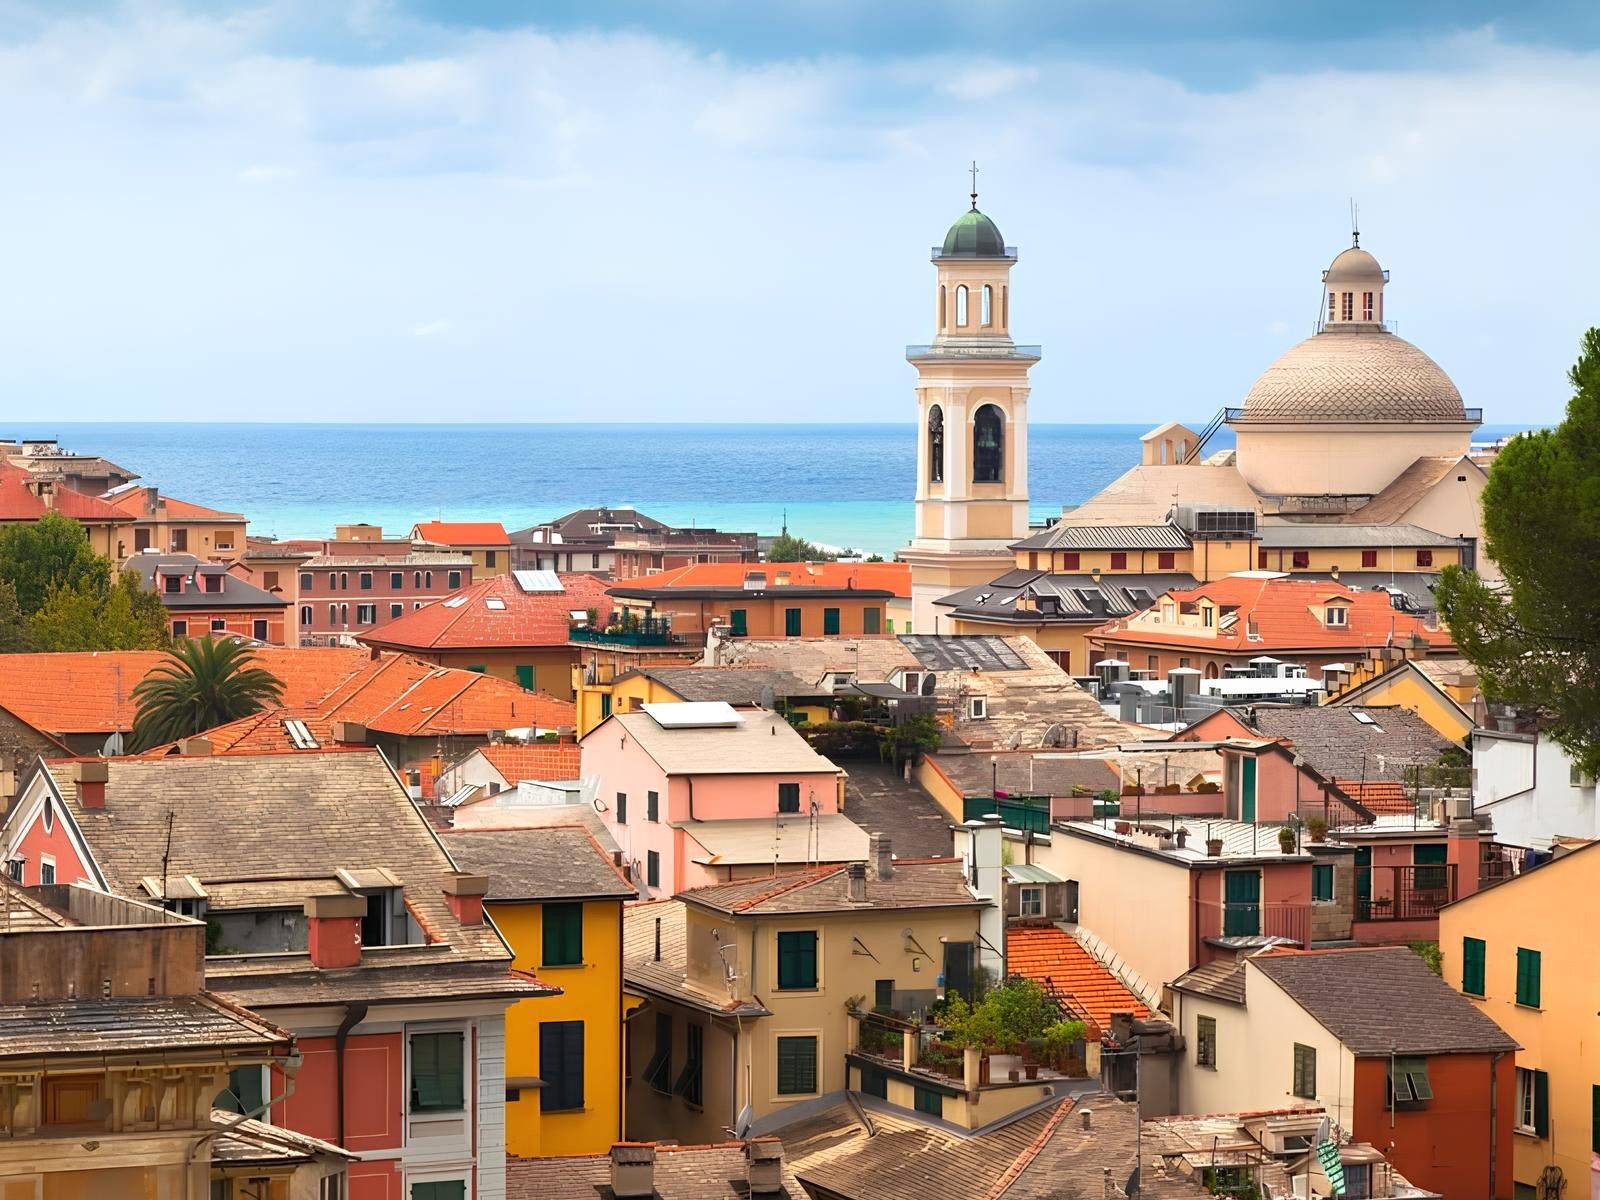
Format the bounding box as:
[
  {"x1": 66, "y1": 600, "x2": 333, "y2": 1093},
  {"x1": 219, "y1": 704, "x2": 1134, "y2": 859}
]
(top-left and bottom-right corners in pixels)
[
  {"x1": 335, "y1": 1001, "x2": 370, "y2": 1147},
  {"x1": 1490, "y1": 1051, "x2": 1504, "y2": 1199}
]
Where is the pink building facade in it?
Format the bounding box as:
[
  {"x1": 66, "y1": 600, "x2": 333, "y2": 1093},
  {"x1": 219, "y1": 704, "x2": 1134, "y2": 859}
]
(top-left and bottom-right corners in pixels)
[{"x1": 296, "y1": 554, "x2": 473, "y2": 646}]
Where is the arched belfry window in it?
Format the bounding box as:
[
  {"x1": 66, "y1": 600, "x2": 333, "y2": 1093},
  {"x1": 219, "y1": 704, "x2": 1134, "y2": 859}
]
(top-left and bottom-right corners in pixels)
[
  {"x1": 955, "y1": 285, "x2": 968, "y2": 327},
  {"x1": 973, "y1": 404, "x2": 1004, "y2": 483},
  {"x1": 928, "y1": 406, "x2": 945, "y2": 484},
  {"x1": 939, "y1": 286, "x2": 947, "y2": 330},
  {"x1": 981, "y1": 285, "x2": 993, "y2": 327}
]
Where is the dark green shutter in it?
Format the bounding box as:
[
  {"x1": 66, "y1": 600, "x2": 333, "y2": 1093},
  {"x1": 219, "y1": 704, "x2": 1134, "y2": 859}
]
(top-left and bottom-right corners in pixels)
[
  {"x1": 539, "y1": 1020, "x2": 585, "y2": 1111},
  {"x1": 410, "y1": 1031, "x2": 464, "y2": 1112},
  {"x1": 778, "y1": 783, "x2": 800, "y2": 813},
  {"x1": 777, "y1": 931, "x2": 818, "y2": 989},
  {"x1": 413, "y1": 1184, "x2": 466, "y2": 1200},
  {"x1": 777, "y1": 1036, "x2": 817, "y2": 1094},
  {"x1": 785, "y1": 608, "x2": 802, "y2": 636},
  {"x1": 862, "y1": 1067, "x2": 888, "y2": 1099},
  {"x1": 1517, "y1": 948, "x2": 1542, "y2": 1007},
  {"x1": 1293, "y1": 1044, "x2": 1316, "y2": 1099},
  {"x1": 1534, "y1": 1070, "x2": 1550, "y2": 1137},
  {"x1": 1312, "y1": 864, "x2": 1333, "y2": 902},
  {"x1": 647, "y1": 790, "x2": 659, "y2": 822},
  {"x1": 823, "y1": 608, "x2": 841, "y2": 635},
  {"x1": 864, "y1": 608, "x2": 881, "y2": 634},
  {"x1": 617, "y1": 791, "x2": 627, "y2": 824},
  {"x1": 515, "y1": 664, "x2": 535, "y2": 689},
  {"x1": 1240, "y1": 757, "x2": 1257, "y2": 822},
  {"x1": 1591, "y1": 1084, "x2": 1599, "y2": 1153},
  {"x1": 543, "y1": 903, "x2": 583, "y2": 966},
  {"x1": 647, "y1": 851, "x2": 660, "y2": 888},
  {"x1": 1223, "y1": 870, "x2": 1261, "y2": 936},
  {"x1": 730, "y1": 609, "x2": 748, "y2": 637},
  {"x1": 914, "y1": 1087, "x2": 943, "y2": 1116},
  {"x1": 1462, "y1": 937, "x2": 1486, "y2": 995}
]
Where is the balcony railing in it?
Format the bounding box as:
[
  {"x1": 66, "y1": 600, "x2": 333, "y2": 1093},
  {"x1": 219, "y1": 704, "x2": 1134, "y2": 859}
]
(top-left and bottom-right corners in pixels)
[
  {"x1": 1357, "y1": 863, "x2": 1456, "y2": 922},
  {"x1": 1193, "y1": 898, "x2": 1311, "y2": 948},
  {"x1": 905, "y1": 343, "x2": 1042, "y2": 360},
  {"x1": 570, "y1": 623, "x2": 685, "y2": 647},
  {"x1": 930, "y1": 245, "x2": 1018, "y2": 261}
]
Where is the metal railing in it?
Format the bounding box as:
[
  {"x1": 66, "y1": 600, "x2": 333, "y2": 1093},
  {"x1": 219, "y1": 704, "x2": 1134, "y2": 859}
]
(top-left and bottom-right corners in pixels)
[
  {"x1": 1356, "y1": 863, "x2": 1456, "y2": 922},
  {"x1": 905, "y1": 343, "x2": 1042, "y2": 359},
  {"x1": 570, "y1": 623, "x2": 684, "y2": 647},
  {"x1": 1193, "y1": 898, "x2": 1311, "y2": 947},
  {"x1": 930, "y1": 246, "x2": 1018, "y2": 260}
]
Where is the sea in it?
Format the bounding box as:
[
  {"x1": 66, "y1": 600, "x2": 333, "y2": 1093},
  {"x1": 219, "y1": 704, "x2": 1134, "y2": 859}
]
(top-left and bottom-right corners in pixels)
[{"x1": 8, "y1": 422, "x2": 1534, "y2": 559}]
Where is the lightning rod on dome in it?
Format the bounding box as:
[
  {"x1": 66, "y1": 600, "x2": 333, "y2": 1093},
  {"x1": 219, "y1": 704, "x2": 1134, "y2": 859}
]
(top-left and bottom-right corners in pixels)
[
  {"x1": 1350, "y1": 198, "x2": 1360, "y2": 248},
  {"x1": 969, "y1": 160, "x2": 979, "y2": 210}
]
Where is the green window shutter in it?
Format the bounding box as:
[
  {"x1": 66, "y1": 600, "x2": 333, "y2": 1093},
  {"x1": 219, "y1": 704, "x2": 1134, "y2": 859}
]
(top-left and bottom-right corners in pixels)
[
  {"x1": 672, "y1": 1021, "x2": 704, "y2": 1107},
  {"x1": 542, "y1": 902, "x2": 584, "y2": 966},
  {"x1": 1311, "y1": 864, "x2": 1333, "y2": 902},
  {"x1": 861, "y1": 1067, "x2": 888, "y2": 1099},
  {"x1": 466, "y1": 665, "x2": 486, "y2": 674},
  {"x1": 409, "y1": 1031, "x2": 465, "y2": 1113},
  {"x1": 823, "y1": 608, "x2": 841, "y2": 635},
  {"x1": 1462, "y1": 937, "x2": 1486, "y2": 996},
  {"x1": 914, "y1": 1087, "x2": 943, "y2": 1116},
  {"x1": 644, "y1": 1012, "x2": 672, "y2": 1092},
  {"x1": 515, "y1": 664, "x2": 535, "y2": 689},
  {"x1": 1240, "y1": 757, "x2": 1257, "y2": 822},
  {"x1": 412, "y1": 1184, "x2": 466, "y2": 1200},
  {"x1": 785, "y1": 608, "x2": 802, "y2": 636},
  {"x1": 218, "y1": 1065, "x2": 264, "y2": 1115},
  {"x1": 776, "y1": 1036, "x2": 817, "y2": 1094},
  {"x1": 777, "y1": 931, "x2": 818, "y2": 989},
  {"x1": 647, "y1": 851, "x2": 660, "y2": 889},
  {"x1": 1517, "y1": 948, "x2": 1542, "y2": 1007},
  {"x1": 730, "y1": 609, "x2": 748, "y2": 637},
  {"x1": 863, "y1": 608, "x2": 881, "y2": 634},
  {"x1": 778, "y1": 783, "x2": 800, "y2": 814},
  {"x1": 647, "y1": 790, "x2": 659, "y2": 822},
  {"x1": 1196, "y1": 1015, "x2": 1216, "y2": 1067},
  {"x1": 1534, "y1": 1069, "x2": 1550, "y2": 1137},
  {"x1": 601, "y1": 692, "x2": 612, "y2": 718},
  {"x1": 1223, "y1": 870, "x2": 1261, "y2": 936},
  {"x1": 539, "y1": 1020, "x2": 585, "y2": 1111}
]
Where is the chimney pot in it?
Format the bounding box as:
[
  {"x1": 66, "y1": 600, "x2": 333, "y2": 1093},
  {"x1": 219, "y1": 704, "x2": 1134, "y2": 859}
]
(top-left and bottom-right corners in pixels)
[
  {"x1": 1081, "y1": 1108, "x2": 1092, "y2": 1130},
  {"x1": 846, "y1": 862, "x2": 867, "y2": 903},
  {"x1": 304, "y1": 893, "x2": 367, "y2": 969},
  {"x1": 330, "y1": 721, "x2": 368, "y2": 745},
  {"x1": 442, "y1": 872, "x2": 490, "y2": 925},
  {"x1": 178, "y1": 736, "x2": 212, "y2": 756},
  {"x1": 869, "y1": 832, "x2": 893, "y2": 880},
  {"x1": 73, "y1": 759, "x2": 109, "y2": 808},
  {"x1": 746, "y1": 1138, "x2": 786, "y2": 1196},
  {"x1": 609, "y1": 1143, "x2": 656, "y2": 1198}
]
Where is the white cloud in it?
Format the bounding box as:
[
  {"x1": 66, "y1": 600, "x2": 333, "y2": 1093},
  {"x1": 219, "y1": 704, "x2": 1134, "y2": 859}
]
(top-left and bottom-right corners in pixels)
[{"x1": 941, "y1": 64, "x2": 1039, "y2": 100}]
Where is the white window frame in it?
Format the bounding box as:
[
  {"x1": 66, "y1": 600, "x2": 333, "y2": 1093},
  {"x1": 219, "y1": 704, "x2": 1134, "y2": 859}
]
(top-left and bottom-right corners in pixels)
[
  {"x1": 404, "y1": 1019, "x2": 473, "y2": 1121},
  {"x1": 1514, "y1": 1066, "x2": 1538, "y2": 1133},
  {"x1": 1019, "y1": 886, "x2": 1043, "y2": 917},
  {"x1": 1325, "y1": 605, "x2": 1348, "y2": 627},
  {"x1": 210, "y1": 618, "x2": 227, "y2": 633},
  {"x1": 969, "y1": 696, "x2": 988, "y2": 720},
  {"x1": 357, "y1": 604, "x2": 377, "y2": 625},
  {"x1": 39, "y1": 854, "x2": 55, "y2": 885}
]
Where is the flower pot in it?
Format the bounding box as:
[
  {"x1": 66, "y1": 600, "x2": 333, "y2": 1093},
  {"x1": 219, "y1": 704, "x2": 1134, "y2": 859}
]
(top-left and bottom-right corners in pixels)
[
  {"x1": 1206, "y1": 838, "x2": 1224, "y2": 858},
  {"x1": 1115, "y1": 821, "x2": 1132, "y2": 835},
  {"x1": 1175, "y1": 831, "x2": 1189, "y2": 849},
  {"x1": 1008, "y1": 1068, "x2": 1020, "y2": 1083},
  {"x1": 1025, "y1": 1063, "x2": 1039, "y2": 1080}
]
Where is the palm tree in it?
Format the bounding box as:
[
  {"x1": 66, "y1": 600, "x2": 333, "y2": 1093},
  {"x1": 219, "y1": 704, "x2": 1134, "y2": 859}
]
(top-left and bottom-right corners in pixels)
[{"x1": 130, "y1": 637, "x2": 286, "y2": 751}]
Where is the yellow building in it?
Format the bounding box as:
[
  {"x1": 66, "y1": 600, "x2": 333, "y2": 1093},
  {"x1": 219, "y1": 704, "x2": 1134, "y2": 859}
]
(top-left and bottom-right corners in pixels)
[
  {"x1": 443, "y1": 825, "x2": 636, "y2": 1156},
  {"x1": 104, "y1": 486, "x2": 248, "y2": 561},
  {"x1": 1324, "y1": 655, "x2": 1479, "y2": 741},
  {"x1": 411, "y1": 520, "x2": 513, "y2": 577},
  {"x1": 1439, "y1": 844, "x2": 1598, "y2": 1198}
]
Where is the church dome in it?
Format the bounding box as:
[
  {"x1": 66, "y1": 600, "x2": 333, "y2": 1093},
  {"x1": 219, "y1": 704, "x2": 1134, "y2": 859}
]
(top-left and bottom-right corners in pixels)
[
  {"x1": 941, "y1": 208, "x2": 1007, "y2": 257},
  {"x1": 1238, "y1": 326, "x2": 1468, "y2": 423},
  {"x1": 1323, "y1": 246, "x2": 1386, "y2": 286}
]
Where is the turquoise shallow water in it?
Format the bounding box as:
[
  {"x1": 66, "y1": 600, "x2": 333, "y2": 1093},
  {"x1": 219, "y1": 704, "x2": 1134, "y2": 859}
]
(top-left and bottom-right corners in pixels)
[{"x1": 9, "y1": 422, "x2": 1532, "y2": 558}]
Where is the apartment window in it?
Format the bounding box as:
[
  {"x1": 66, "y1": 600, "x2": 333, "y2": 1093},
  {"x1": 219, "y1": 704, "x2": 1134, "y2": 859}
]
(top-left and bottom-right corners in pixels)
[
  {"x1": 1516, "y1": 1067, "x2": 1549, "y2": 1136},
  {"x1": 320, "y1": 1176, "x2": 346, "y2": 1200},
  {"x1": 211, "y1": 619, "x2": 227, "y2": 633},
  {"x1": 515, "y1": 665, "x2": 535, "y2": 690},
  {"x1": 1362, "y1": 291, "x2": 1375, "y2": 321},
  {"x1": 592, "y1": 554, "x2": 602, "y2": 569},
  {"x1": 1311, "y1": 863, "x2": 1334, "y2": 902},
  {"x1": 616, "y1": 792, "x2": 627, "y2": 825},
  {"x1": 969, "y1": 696, "x2": 988, "y2": 720},
  {"x1": 339, "y1": 573, "x2": 348, "y2": 590},
  {"x1": 356, "y1": 604, "x2": 376, "y2": 624},
  {"x1": 1325, "y1": 606, "x2": 1348, "y2": 627},
  {"x1": 1178, "y1": 657, "x2": 1191, "y2": 669},
  {"x1": 172, "y1": 529, "x2": 189, "y2": 552},
  {"x1": 1196, "y1": 1015, "x2": 1216, "y2": 1067},
  {"x1": 1110, "y1": 552, "x2": 1128, "y2": 570},
  {"x1": 915, "y1": 1087, "x2": 944, "y2": 1117},
  {"x1": 776, "y1": 1036, "x2": 818, "y2": 1095},
  {"x1": 300, "y1": 572, "x2": 313, "y2": 590},
  {"x1": 163, "y1": 575, "x2": 182, "y2": 594},
  {"x1": 216, "y1": 1065, "x2": 266, "y2": 1116},
  {"x1": 1592, "y1": 1085, "x2": 1599, "y2": 1154},
  {"x1": 1361, "y1": 550, "x2": 1378, "y2": 568},
  {"x1": 647, "y1": 790, "x2": 660, "y2": 822},
  {"x1": 1462, "y1": 936, "x2": 1487, "y2": 996},
  {"x1": 542, "y1": 902, "x2": 584, "y2": 966},
  {"x1": 484, "y1": 551, "x2": 497, "y2": 569},
  {"x1": 409, "y1": 1031, "x2": 465, "y2": 1112},
  {"x1": 426, "y1": 572, "x2": 433, "y2": 588},
  {"x1": 1387, "y1": 1056, "x2": 1433, "y2": 1107},
  {"x1": 1516, "y1": 947, "x2": 1542, "y2": 1007},
  {"x1": 777, "y1": 931, "x2": 819, "y2": 990},
  {"x1": 673, "y1": 1022, "x2": 704, "y2": 1108},
  {"x1": 823, "y1": 608, "x2": 841, "y2": 635},
  {"x1": 448, "y1": 570, "x2": 461, "y2": 589},
  {"x1": 300, "y1": 605, "x2": 312, "y2": 626},
  {"x1": 1416, "y1": 550, "x2": 1434, "y2": 567},
  {"x1": 359, "y1": 572, "x2": 373, "y2": 590},
  {"x1": 1062, "y1": 552, "x2": 1080, "y2": 570},
  {"x1": 864, "y1": 608, "x2": 881, "y2": 634},
  {"x1": 386, "y1": 571, "x2": 400, "y2": 588},
  {"x1": 1257, "y1": 549, "x2": 1269, "y2": 569},
  {"x1": 778, "y1": 783, "x2": 801, "y2": 814},
  {"x1": 252, "y1": 619, "x2": 268, "y2": 641},
  {"x1": 1019, "y1": 886, "x2": 1043, "y2": 917},
  {"x1": 1292, "y1": 1043, "x2": 1316, "y2": 1099},
  {"x1": 785, "y1": 608, "x2": 802, "y2": 636},
  {"x1": 644, "y1": 1011, "x2": 673, "y2": 1093},
  {"x1": 539, "y1": 1020, "x2": 585, "y2": 1111},
  {"x1": 203, "y1": 574, "x2": 223, "y2": 594},
  {"x1": 646, "y1": 851, "x2": 660, "y2": 889},
  {"x1": 1202, "y1": 607, "x2": 1214, "y2": 628},
  {"x1": 415, "y1": 572, "x2": 422, "y2": 588},
  {"x1": 1157, "y1": 552, "x2": 1176, "y2": 570},
  {"x1": 327, "y1": 605, "x2": 336, "y2": 624},
  {"x1": 875, "y1": 979, "x2": 894, "y2": 1011},
  {"x1": 5, "y1": 859, "x2": 19, "y2": 883},
  {"x1": 411, "y1": 1183, "x2": 465, "y2": 1200},
  {"x1": 1341, "y1": 291, "x2": 1354, "y2": 321},
  {"x1": 39, "y1": 857, "x2": 55, "y2": 885},
  {"x1": 1292, "y1": 551, "x2": 1310, "y2": 569},
  {"x1": 1148, "y1": 655, "x2": 1159, "y2": 671},
  {"x1": 390, "y1": 603, "x2": 403, "y2": 618},
  {"x1": 339, "y1": 604, "x2": 347, "y2": 625}
]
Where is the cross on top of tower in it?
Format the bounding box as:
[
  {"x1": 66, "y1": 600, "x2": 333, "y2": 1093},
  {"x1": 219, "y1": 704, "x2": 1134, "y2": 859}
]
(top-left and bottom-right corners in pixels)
[{"x1": 969, "y1": 160, "x2": 979, "y2": 210}]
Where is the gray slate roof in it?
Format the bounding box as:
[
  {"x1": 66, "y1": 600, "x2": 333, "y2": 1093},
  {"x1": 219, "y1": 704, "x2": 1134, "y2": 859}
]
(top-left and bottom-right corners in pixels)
[
  {"x1": 1250, "y1": 947, "x2": 1518, "y2": 1055},
  {"x1": 1012, "y1": 523, "x2": 1191, "y2": 552},
  {"x1": 442, "y1": 826, "x2": 635, "y2": 901},
  {"x1": 1242, "y1": 704, "x2": 1458, "y2": 781},
  {"x1": 626, "y1": 666, "x2": 816, "y2": 704},
  {"x1": 0, "y1": 993, "x2": 288, "y2": 1058},
  {"x1": 128, "y1": 553, "x2": 287, "y2": 610},
  {"x1": 935, "y1": 572, "x2": 1194, "y2": 624}
]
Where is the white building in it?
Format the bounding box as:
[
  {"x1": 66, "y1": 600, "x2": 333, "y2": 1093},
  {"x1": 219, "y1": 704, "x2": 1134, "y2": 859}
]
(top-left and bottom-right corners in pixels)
[{"x1": 1473, "y1": 728, "x2": 1597, "y2": 851}]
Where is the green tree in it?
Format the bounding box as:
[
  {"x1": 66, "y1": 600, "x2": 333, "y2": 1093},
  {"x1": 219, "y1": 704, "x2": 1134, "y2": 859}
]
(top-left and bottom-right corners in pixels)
[
  {"x1": 0, "y1": 511, "x2": 111, "y2": 614},
  {"x1": 130, "y1": 638, "x2": 286, "y2": 750},
  {"x1": 29, "y1": 573, "x2": 169, "y2": 653},
  {"x1": 767, "y1": 532, "x2": 834, "y2": 563},
  {"x1": 1437, "y1": 327, "x2": 1600, "y2": 773},
  {"x1": 0, "y1": 580, "x2": 32, "y2": 653}
]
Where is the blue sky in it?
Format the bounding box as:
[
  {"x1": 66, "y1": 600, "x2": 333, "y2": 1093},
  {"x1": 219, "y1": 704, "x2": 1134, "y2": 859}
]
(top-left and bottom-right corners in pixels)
[{"x1": 0, "y1": 1, "x2": 1595, "y2": 424}]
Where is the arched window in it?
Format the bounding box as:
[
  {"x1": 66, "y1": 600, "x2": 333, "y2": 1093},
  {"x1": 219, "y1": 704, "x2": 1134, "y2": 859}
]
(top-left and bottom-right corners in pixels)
[
  {"x1": 414, "y1": 571, "x2": 421, "y2": 588},
  {"x1": 327, "y1": 604, "x2": 336, "y2": 624},
  {"x1": 973, "y1": 405, "x2": 1004, "y2": 482},
  {"x1": 981, "y1": 285, "x2": 993, "y2": 327},
  {"x1": 955, "y1": 285, "x2": 968, "y2": 327},
  {"x1": 425, "y1": 571, "x2": 433, "y2": 588},
  {"x1": 928, "y1": 406, "x2": 945, "y2": 484},
  {"x1": 939, "y1": 285, "x2": 947, "y2": 330},
  {"x1": 339, "y1": 572, "x2": 348, "y2": 590},
  {"x1": 339, "y1": 603, "x2": 348, "y2": 625},
  {"x1": 300, "y1": 605, "x2": 312, "y2": 626}
]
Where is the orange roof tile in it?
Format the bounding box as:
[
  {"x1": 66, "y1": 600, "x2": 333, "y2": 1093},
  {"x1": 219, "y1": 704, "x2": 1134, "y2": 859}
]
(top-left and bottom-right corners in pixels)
[
  {"x1": 623, "y1": 560, "x2": 912, "y2": 598},
  {"x1": 413, "y1": 521, "x2": 510, "y2": 547},
  {"x1": 104, "y1": 487, "x2": 243, "y2": 521},
  {"x1": 0, "y1": 461, "x2": 128, "y2": 524},
  {"x1": 357, "y1": 573, "x2": 615, "y2": 652},
  {"x1": 1006, "y1": 925, "x2": 1150, "y2": 1035},
  {"x1": 1333, "y1": 779, "x2": 1416, "y2": 815},
  {"x1": 478, "y1": 743, "x2": 583, "y2": 783}
]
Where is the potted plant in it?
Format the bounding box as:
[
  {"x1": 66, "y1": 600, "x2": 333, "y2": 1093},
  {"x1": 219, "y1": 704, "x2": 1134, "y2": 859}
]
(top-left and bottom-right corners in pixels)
[
  {"x1": 1306, "y1": 815, "x2": 1329, "y2": 843},
  {"x1": 1278, "y1": 826, "x2": 1298, "y2": 854},
  {"x1": 1024, "y1": 1038, "x2": 1045, "y2": 1080},
  {"x1": 1114, "y1": 820, "x2": 1132, "y2": 835},
  {"x1": 1206, "y1": 836, "x2": 1224, "y2": 857}
]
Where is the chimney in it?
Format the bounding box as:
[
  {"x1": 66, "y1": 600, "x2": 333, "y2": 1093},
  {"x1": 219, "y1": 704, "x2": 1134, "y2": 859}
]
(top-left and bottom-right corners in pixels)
[
  {"x1": 968, "y1": 815, "x2": 1005, "y2": 983},
  {"x1": 869, "y1": 832, "x2": 893, "y2": 880},
  {"x1": 746, "y1": 1138, "x2": 786, "y2": 1196},
  {"x1": 1446, "y1": 794, "x2": 1482, "y2": 899},
  {"x1": 178, "y1": 736, "x2": 212, "y2": 756},
  {"x1": 305, "y1": 894, "x2": 366, "y2": 969},
  {"x1": 1081, "y1": 1107, "x2": 1093, "y2": 1131},
  {"x1": 442, "y1": 872, "x2": 491, "y2": 925},
  {"x1": 330, "y1": 721, "x2": 368, "y2": 745},
  {"x1": 73, "y1": 759, "x2": 108, "y2": 809},
  {"x1": 609, "y1": 1144, "x2": 656, "y2": 1198},
  {"x1": 845, "y1": 862, "x2": 867, "y2": 903}
]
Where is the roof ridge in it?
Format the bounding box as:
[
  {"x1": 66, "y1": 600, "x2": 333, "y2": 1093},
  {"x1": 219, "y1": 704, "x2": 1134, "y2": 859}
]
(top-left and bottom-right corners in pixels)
[{"x1": 981, "y1": 1096, "x2": 1079, "y2": 1200}]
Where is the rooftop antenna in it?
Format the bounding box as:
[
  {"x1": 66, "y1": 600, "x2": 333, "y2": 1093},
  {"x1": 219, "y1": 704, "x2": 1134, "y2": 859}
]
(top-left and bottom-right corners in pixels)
[
  {"x1": 160, "y1": 809, "x2": 175, "y2": 923},
  {"x1": 1350, "y1": 198, "x2": 1360, "y2": 248},
  {"x1": 969, "y1": 160, "x2": 980, "y2": 210}
]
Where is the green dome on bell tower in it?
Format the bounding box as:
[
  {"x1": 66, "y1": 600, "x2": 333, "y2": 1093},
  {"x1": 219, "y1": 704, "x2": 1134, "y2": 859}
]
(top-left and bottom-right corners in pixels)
[{"x1": 940, "y1": 207, "x2": 1008, "y2": 258}]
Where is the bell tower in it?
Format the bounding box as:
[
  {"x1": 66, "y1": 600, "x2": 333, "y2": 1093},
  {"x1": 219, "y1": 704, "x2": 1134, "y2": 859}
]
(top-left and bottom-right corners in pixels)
[{"x1": 899, "y1": 173, "x2": 1040, "y2": 634}]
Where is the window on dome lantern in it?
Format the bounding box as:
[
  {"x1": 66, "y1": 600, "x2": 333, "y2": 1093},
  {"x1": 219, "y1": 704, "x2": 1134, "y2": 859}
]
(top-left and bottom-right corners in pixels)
[
  {"x1": 981, "y1": 285, "x2": 993, "y2": 327},
  {"x1": 955, "y1": 286, "x2": 969, "y2": 327},
  {"x1": 973, "y1": 405, "x2": 1003, "y2": 482},
  {"x1": 1002, "y1": 285, "x2": 1008, "y2": 327},
  {"x1": 1363, "y1": 291, "x2": 1375, "y2": 321},
  {"x1": 1328, "y1": 293, "x2": 1336, "y2": 323},
  {"x1": 939, "y1": 285, "x2": 947, "y2": 330},
  {"x1": 928, "y1": 406, "x2": 944, "y2": 484},
  {"x1": 1341, "y1": 292, "x2": 1354, "y2": 321}
]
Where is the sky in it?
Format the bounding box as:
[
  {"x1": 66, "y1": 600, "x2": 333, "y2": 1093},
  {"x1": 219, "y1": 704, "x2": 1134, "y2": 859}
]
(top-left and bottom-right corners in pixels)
[{"x1": 1, "y1": 1, "x2": 1597, "y2": 425}]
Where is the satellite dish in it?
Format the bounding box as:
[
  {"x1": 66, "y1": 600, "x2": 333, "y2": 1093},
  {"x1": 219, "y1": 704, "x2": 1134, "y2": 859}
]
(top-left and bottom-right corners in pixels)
[
  {"x1": 922, "y1": 674, "x2": 937, "y2": 696},
  {"x1": 102, "y1": 732, "x2": 125, "y2": 757},
  {"x1": 733, "y1": 1103, "x2": 753, "y2": 1139}
]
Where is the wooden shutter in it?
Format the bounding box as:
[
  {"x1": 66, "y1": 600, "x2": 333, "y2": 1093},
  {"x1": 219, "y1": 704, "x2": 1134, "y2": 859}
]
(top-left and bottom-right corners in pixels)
[
  {"x1": 1517, "y1": 948, "x2": 1541, "y2": 1007},
  {"x1": 1533, "y1": 1070, "x2": 1550, "y2": 1137},
  {"x1": 777, "y1": 1036, "x2": 816, "y2": 1094},
  {"x1": 1463, "y1": 937, "x2": 1486, "y2": 995}
]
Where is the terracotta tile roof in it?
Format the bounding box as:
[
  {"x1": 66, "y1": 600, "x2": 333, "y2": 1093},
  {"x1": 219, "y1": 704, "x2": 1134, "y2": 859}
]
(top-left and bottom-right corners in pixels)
[
  {"x1": 508, "y1": 1140, "x2": 805, "y2": 1199},
  {"x1": 1091, "y1": 574, "x2": 1455, "y2": 654},
  {"x1": 412, "y1": 521, "x2": 510, "y2": 547},
  {"x1": 1333, "y1": 779, "x2": 1415, "y2": 815},
  {"x1": 678, "y1": 859, "x2": 980, "y2": 916},
  {"x1": 0, "y1": 461, "x2": 128, "y2": 523},
  {"x1": 613, "y1": 560, "x2": 912, "y2": 598},
  {"x1": 1006, "y1": 925, "x2": 1150, "y2": 1034},
  {"x1": 358, "y1": 572, "x2": 614, "y2": 651},
  {"x1": 104, "y1": 487, "x2": 243, "y2": 521},
  {"x1": 442, "y1": 825, "x2": 634, "y2": 901},
  {"x1": 0, "y1": 647, "x2": 374, "y2": 736},
  {"x1": 477, "y1": 743, "x2": 582, "y2": 783},
  {"x1": 1249, "y1": 946, "x2": 1518, "y2": 1056}
]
